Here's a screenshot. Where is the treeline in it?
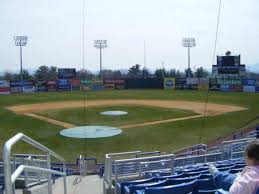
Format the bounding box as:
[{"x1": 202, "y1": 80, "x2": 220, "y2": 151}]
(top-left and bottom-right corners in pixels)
[{"x1": 1, "y1": 64, "x2": 211, "y2": 80}]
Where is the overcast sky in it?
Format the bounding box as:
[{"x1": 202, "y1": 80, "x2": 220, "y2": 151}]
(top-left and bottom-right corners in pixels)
[{"x1": 1, "y1": 0, "x2": 259, "y2": 73}]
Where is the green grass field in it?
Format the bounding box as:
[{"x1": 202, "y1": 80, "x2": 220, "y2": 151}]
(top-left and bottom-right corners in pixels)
[
  {"x1": 38, "y1": 105, "x2": 196, "y2": 126},
  {"x1": 0, "y1": 90, "x2": 258, "y2": 162}
]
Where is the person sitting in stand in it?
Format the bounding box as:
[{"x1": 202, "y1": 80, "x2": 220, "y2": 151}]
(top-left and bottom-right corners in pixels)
[{"x1": 209, "y1": 140, "x2": 259, "y2": 194}]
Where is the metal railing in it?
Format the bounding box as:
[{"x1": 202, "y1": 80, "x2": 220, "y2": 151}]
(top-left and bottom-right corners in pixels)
[
  {"x1": 113, "y1": 154, "x2": 175, "y2": 194},
  {"x1": 104, "y1": 151, "x2": 141, "y2": 190},
  {"x1": 3, "y1": 133, "x2": 67, "y2": 194}
]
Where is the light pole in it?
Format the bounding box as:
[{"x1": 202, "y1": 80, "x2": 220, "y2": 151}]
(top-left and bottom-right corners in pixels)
[
  {"x1": 94, "y1": 40, "x2": 108, "y2": 78},
  {"x1": 182, "y1": 38, "x2": 196, "y2": 78},
  {"x1": 14, "y1": 36, "x2": 28, "y2": 82}
]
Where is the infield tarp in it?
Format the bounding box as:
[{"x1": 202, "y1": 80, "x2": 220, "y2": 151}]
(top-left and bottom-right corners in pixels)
[
  {"x1": 0, "y1": 80, "x2": 10, "y2": 94},
  {"x1": 164, "y1": 78, "x2": 175, "y2": 90}
]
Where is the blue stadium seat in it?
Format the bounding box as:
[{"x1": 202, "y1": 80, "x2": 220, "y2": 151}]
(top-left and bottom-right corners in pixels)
[
  {"x1": 125, "y1": 175, "x2": 200, "y2": 194},
  {"x1": 117, "y1": 178, "x2": 156, "y2": 194},
  {"x1": 142, "y1": 179, "x2": 198, "y2": 194},
  {"x1": 197, "y1": 178, "x2": 216, "y2": 194},
  {"x1": 229, "y1": 168, "x2": 243, "y2": 174}
]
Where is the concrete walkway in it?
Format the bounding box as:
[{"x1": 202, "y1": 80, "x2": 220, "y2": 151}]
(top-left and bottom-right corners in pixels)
[{"x1": 53, "y1": 175, "x2": 103, "y2": 194}]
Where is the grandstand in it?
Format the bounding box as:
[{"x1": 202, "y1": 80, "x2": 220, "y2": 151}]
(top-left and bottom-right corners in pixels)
[{"x1": 1, "y1": 127, "x2": 258, "y2": 194}]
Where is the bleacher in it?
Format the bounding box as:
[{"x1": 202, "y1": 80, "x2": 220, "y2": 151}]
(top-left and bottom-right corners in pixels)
[
  {"x1": 102, "y1": 128, "x2": 259, "y2": 194},
  {"x1": 0, "y1": 127, "x2": 258, "y2": 194}
]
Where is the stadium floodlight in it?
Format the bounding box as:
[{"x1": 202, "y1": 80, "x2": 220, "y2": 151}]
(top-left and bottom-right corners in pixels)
[
  {"x1": 14, "y1": 36, "x2": 28, "y2": 83},
  {"x1": 94, "y1": 40, "x2": 108, "y2": 78},
  {"x1": 182, "y1": 38, "x2": 196, "y2": 78}
]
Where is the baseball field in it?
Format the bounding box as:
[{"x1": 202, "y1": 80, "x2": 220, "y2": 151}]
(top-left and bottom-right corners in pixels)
[{"x1": 0, "y1": 90, "x2": 258, "y2": 161}]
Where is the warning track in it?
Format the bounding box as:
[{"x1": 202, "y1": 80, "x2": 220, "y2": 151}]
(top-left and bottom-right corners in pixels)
[{"x1": 6, "y1": 100, "x2": 246, "y2": 129}]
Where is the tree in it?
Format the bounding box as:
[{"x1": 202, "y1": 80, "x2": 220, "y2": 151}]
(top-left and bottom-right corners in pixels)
[
  {"x1": 2, "y1": 72, "x2": 16, "y2": 80},
  {"x1": 155, "y1": 68, "x2": 167, "y2": 78},
  {"x1": 48, "y1": 66, "x2": 58, "y2": 80},
  {"x1": 128, "y1": 64, "x2": 141, "y2": 78},
  {"x1": 19, "y1": 70, "x2": 33, "y2": 80},
  {"x1": 76, "y1": 69, "x2": 94, "y2": 79},
  {"x1": 176, "y1": 70, "x2": 182, "y2": 78},
  {"x1": 194, "y1": 67, "x2": 209, "y2": 78},
  {"x1": 141, "y1": 68, "x2": 150, "y2": 79},
  {"x1": 185, "y1": 68, "x2": 194, "y2": 78},
  {"x1": 34, "y1": 65, "x2": 50, "y2": 80},
  {"x1": 168, "y1": 69, "x2": 177, "y2": 77}
]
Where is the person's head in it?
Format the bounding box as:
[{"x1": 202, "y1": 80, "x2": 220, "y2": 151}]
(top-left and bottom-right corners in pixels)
[{"x1": 245, "y1": 140, "x2": 259, "y2": 166}]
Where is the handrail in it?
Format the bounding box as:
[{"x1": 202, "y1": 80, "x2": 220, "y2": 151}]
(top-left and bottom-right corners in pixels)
[
  {"x1": 11, "y1": 165, "x2": 66, "y2": 184},
  {"x1": 173, "y1": 143, "x2": 207, "y2": 153},
  {"x1": 3, "y1": 133, "x2": 66, "y2": 194}
]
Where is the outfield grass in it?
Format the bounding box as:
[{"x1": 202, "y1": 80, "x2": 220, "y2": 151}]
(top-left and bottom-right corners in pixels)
[
  {"x1": 0, "y1": 90, "x2": 258, "y2": 162},
  {"x1": 38, "y1": 105, "x2": 197, "y2": 126}
]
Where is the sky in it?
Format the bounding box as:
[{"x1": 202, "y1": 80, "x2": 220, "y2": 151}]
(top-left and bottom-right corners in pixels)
[{"x1": 0, "y1": 0, "x2": 259, "y2": 74}]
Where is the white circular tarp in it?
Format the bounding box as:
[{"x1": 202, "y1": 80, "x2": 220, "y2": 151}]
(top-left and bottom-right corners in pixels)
[
  {"x1": 100, "y1": 111, "x2": 128, "y2": 116},
  {"x1": 60, "y1": 126, "x2": 122, "y2": 138}
]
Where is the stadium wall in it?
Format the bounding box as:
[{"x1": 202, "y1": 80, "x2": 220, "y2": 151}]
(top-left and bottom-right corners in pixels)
[{"x1": 0, "y1": 78, "x2": 259, "y2": 94}]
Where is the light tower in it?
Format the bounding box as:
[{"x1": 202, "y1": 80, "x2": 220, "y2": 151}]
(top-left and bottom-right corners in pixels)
[
  {"x1": 14, "y1": 36, "x2": 28, "y2": 82},
  {"x1": 182, "y1": 38, "x2": 196, "y2": 78},
  {"x1": 94, "y1": 40, "x2": 108, "y2": 78}
]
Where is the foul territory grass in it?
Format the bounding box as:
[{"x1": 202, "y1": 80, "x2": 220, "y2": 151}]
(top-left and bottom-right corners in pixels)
[
  {"x1": 38, "y1": 105, "x2": 197, "y2": 127},
  {"x1": 0, "y1": 90, "x2": 259, "y2": 161}
]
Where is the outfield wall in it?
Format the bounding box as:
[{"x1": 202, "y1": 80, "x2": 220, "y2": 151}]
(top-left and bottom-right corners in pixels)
[{"x1": 0, "y1": 78, "x2": 258, "y2": 94}]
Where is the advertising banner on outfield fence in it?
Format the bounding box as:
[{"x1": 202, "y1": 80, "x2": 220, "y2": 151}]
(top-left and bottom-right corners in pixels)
[
  {"x1": 217, "y1": 78, "x2": 242, "y2": 85},
  {"x1": 36, "y1": 80, "x2": 47, "y2": 92},
  {"x1": 220, "y1": 85, "x2": 230, "y2": 92},
  {"x1": 92, "y1": 79, "x2": 104, "y2": 91},
  {"x1": 244, "y1": 79, "x2": 256, "y2": 86},
  {"x1": 230, "y1": 85, "x2": 243, "y2": 92},
  {"x1": 199, "y1": 78, "x2": 209, "y2": 85},
  {"x1": 164, "y1": 78, "x2": 175, "y2": 89},
  {"x1": 0, "y1": 80, "x2": 10, "y2": 94},
  {"x1": 209, "y1": 84, "x2": 220, "y2": 91},
  {"x1": 104, "y1": 79, "x2": 125, "y2": 89},
  {"x1": 255, "y1": 80, "x2": 259, "y2": 87},
  {"x1": 70, "y1": 79, "x2": 80, "y2": 91},
  {"x1": 23, "y1": 80, "x2": 35, "y2": 93},
  {"x1": 198, "y1": 84, "x2": 209, "y2": 91},
  {"x1": 58, "y1": 79, "x2": 71, "y2": 91},
  {"x1": 80, "y1": 80, "x2": 92, "y2": 91},
  {"x1": 104, "y1": 84, "x2": 115, "y2": 89},
  {"x1": 186, "y1": 78, "x2": 199, "y2": 85},
  {"x1": 92, "y1": 85, "x2": 104, "y2": 91},
  {"x1": 58, "y1": 68, "x2": 76, "y2": 79},
  {"x1": 187, "y1": 84, "x2": 198, "y2": 90},
  {"x1": 243, "y1": 86, "x2": 255, "y2": 93},
  {"x1": 47, "y1": 80, "x2": 57, "y2": 91},
  {"x1": 92, "y1": 79, "x2": 103, "y2": 85},
  {"x1": 10, "y1": 80, "x2": 23, "y2": 93},
  {"x1": 255, "y1": 87, "x2": 259, "y2": 93}
]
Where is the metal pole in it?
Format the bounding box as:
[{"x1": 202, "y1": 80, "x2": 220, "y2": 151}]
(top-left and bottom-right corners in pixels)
[
  {"x1": 47, "y1": 153, "x2": 53, "y2": 194},
  {"x1": 20, "y1": 44, "x2": 23, "y2": 86},
  {"x1": 144, "y1": 41, "x2": 146, "y2": 79},
  {"x1": 188, "y1": 46, "x2": 190, "y2": 78},
  {"x1": 99, "y1": 45, "x2": 102, "y2": 78}
]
